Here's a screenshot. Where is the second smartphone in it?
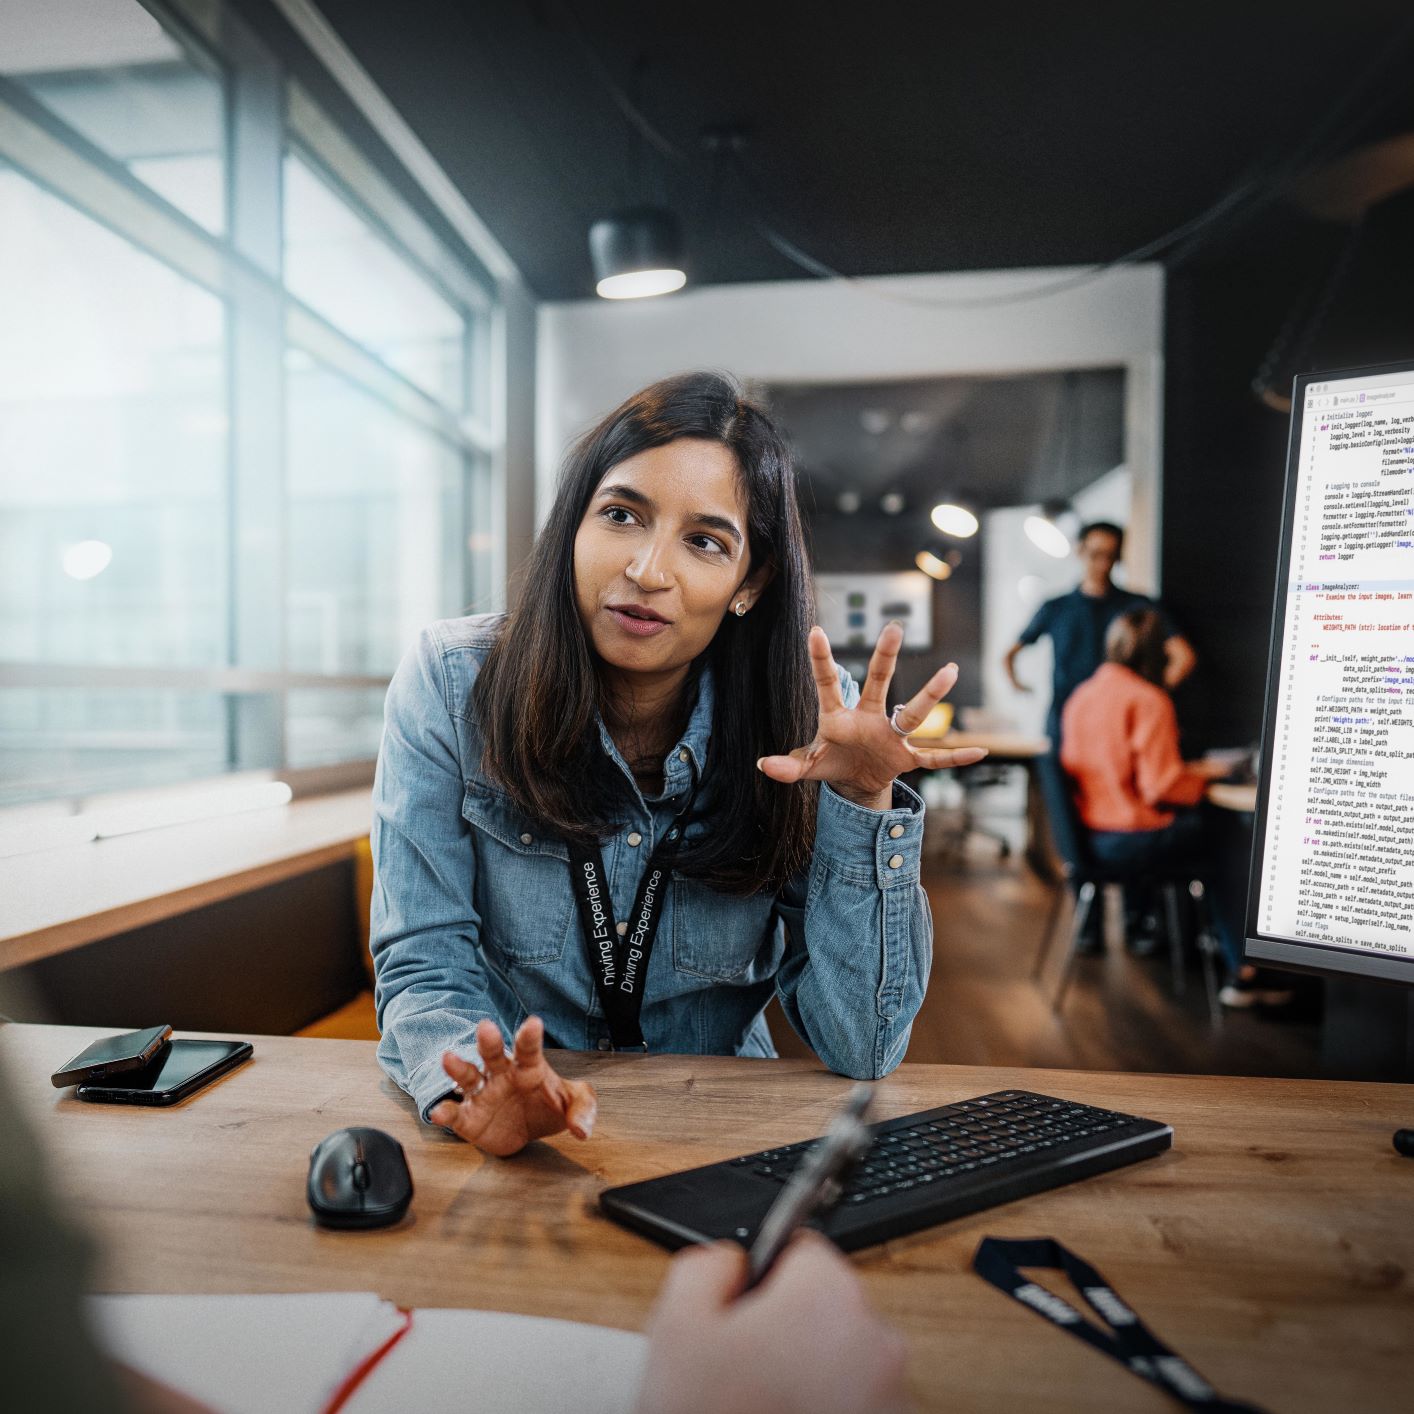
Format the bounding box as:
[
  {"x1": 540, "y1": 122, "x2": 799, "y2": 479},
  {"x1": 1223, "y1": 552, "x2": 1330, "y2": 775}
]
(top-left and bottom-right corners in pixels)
[{"x1": 76, "y1": 1038, "x2": 253, "y2": 1106}]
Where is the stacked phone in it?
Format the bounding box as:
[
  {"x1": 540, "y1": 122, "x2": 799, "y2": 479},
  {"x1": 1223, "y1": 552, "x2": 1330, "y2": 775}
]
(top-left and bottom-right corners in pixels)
[{"x1": 50, "y1": 1025, "x2": 252, "y2": 1105}]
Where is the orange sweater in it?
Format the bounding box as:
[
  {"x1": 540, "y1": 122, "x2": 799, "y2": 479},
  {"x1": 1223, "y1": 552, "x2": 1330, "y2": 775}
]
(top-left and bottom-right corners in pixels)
[{"x1": 1059, "y1": 663, "x2": 1208, "y2": 832}]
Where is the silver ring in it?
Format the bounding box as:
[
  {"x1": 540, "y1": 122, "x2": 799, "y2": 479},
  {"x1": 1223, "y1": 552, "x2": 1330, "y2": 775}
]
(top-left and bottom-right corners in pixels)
[
  {"x1": 455, "y1": 1071, "x2": 487, "y2": 1102},
  {"x1": 889, "y1": 704, "x2": 914, "y2": 738}
]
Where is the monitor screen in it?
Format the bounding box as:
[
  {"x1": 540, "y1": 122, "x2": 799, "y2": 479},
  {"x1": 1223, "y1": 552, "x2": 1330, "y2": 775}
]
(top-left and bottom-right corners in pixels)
[{"x1": 1246, "y1": 359, "x2": 1414, "y2": 985}]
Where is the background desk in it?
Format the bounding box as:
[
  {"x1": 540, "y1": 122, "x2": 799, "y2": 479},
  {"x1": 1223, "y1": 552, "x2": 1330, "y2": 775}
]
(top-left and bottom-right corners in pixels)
[
  {"x1": 0, "y1": 790, "x2": 372, "y2": 971},
  {"x1": 1207, "y1": 782, "x2": 1258, "y2": 814},
  {"x1": 0, "y1": 793, "x2": 374, "y2": 1035},
  {"x1": 4, "y1": 1024, "x2": 1410, "y2": 1413},
  {"x1": 904, "y1": 728, "x2": 1053, "y2": 876}
]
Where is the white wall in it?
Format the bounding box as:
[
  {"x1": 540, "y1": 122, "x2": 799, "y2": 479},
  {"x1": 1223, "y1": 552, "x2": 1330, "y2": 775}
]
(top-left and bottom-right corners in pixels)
[
  {"x1": 982, "y1": 465, "x2": 1134, "y2": 738},
  {"x1": 496, "y1": 279, "x2": 537, "y2": 607},
  {"x1": 537, "y1": 265, "x2": 1166, "y2": 586}
]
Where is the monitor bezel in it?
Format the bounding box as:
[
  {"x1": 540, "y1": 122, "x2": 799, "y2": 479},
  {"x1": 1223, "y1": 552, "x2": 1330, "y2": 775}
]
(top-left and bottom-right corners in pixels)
[{"x1": 1244, "y1": 357, "x2": 1414, "y2": 988}]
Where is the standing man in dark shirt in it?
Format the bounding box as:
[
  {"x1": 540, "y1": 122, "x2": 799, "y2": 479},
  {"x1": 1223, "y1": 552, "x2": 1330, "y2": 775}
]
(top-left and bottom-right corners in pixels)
[
  {"x1": 1003, "y1": 521, "x2": 1196, "y2": 747},
  {"x1": 1004, "y1": 521, "x2": 1197, "y2": 954}
]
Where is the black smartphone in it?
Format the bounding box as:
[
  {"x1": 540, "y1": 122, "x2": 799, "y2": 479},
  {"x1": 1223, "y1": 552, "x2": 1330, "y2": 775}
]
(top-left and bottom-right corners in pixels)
[
  {"x1": 50, "y1": 1025, "x2": 174, "y2": 1088},
  {"x1": 76, "y1": 1038, "x2": 253, "y2": 1106}
]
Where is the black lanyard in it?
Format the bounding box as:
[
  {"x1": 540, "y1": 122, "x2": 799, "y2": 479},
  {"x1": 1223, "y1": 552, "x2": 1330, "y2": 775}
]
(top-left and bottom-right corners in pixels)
[
  {"x1": 973, "y1": 1238, "x2": 1268, "y2": 1412},
  {"x1": 564, "y1": 790, "x2": 696, "y2": 1051}
]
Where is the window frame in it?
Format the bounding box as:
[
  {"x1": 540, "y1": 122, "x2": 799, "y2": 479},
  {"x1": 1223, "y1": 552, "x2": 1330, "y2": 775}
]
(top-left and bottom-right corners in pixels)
[{"x1": 0, "y1": 0, "x2": 504, "y2": 811}]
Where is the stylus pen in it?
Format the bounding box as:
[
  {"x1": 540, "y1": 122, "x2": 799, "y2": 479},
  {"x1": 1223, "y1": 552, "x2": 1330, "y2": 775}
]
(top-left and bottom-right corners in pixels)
[{"x1": 744, "y1": 1083, "x2": 875, "y2": 1289}]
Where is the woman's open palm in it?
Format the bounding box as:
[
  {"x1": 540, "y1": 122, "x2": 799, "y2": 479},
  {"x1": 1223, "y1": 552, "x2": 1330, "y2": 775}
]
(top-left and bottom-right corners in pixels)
[
  {"x1": 758, "y1": 622, "x2": 987, "y2": 808},
  {"x1": 429, "y1": 1016, "x2": 597, "y2": 1156}
]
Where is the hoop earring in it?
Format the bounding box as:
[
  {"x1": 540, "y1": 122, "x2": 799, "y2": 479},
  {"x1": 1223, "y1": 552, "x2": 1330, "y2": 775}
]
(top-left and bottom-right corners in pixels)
[{"x1": 733, "y1": 600, "x2": 748, "y2": 617}]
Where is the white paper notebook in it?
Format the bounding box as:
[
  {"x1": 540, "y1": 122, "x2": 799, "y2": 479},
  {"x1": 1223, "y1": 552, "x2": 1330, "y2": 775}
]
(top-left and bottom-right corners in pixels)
[{"x1": 90, "y1": 1292, "x2": 647, "y2": 1414}]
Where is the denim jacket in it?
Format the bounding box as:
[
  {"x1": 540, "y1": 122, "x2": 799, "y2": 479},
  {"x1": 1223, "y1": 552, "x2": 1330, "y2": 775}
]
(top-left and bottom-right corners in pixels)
[{"x1": 371, "y1": 614, "x2": 932, "y2": 1121}]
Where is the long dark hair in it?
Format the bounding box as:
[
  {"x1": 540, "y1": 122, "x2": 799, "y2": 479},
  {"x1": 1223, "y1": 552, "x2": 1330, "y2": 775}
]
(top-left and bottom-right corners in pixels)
[{"x1": 473, "y1": 371, "x2": 820, "y2": 895}]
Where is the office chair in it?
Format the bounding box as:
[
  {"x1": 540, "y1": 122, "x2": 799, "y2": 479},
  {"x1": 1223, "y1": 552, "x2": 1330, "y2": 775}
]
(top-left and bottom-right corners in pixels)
[
  {"x1": 1031, "y1": 753, "x2": 1223, "y2": 1024},
  {"x1": 955, "y1": 760, "x2": 1014, "y2": 859}
]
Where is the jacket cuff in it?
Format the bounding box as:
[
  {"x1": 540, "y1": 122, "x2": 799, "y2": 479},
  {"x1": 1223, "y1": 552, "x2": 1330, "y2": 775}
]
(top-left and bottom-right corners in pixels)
[
  {"x1": 815, "y1": 780, "x2": 925, "y2": 887},
  {"x1": 408, "y1": 1040, "x2": 489, "y2": 1124}
]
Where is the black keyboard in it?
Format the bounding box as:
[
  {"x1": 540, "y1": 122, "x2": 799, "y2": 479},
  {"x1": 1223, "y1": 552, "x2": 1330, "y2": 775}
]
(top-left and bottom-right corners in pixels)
[{"x1": 600, "y1": 1090, "x2": 1172, "y2": 1252}]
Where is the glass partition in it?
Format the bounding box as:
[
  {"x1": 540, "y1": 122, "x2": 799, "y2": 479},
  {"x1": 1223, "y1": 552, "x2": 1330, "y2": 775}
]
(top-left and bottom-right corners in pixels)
[
  {"x1": 0, "y1": 0, "x2": 227, "y2": 233},
  {"x1": 0, "y1": 161, "x2": 227, "y2": 669},
  {"x1": 0, "y1": 0, "x2": 501, "y2": 810}
]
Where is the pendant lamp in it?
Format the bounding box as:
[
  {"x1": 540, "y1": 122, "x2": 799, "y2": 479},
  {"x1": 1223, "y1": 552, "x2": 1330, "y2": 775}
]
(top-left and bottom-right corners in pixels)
[{"x1": 590, "y1": 206, "x2": 686, "y2": 299}]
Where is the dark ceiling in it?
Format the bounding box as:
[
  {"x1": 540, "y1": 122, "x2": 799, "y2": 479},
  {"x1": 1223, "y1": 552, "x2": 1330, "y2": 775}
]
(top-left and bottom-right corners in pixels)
[
  {"x1": 763, "y1": 369, "x2": 1125, "y2": 514},
  {"x1": 309, "y1": 0, "x2": 1414, "y2": 300},
  {"x1": 764, "y1": 369, "x2": 1125, "y2": 588}
]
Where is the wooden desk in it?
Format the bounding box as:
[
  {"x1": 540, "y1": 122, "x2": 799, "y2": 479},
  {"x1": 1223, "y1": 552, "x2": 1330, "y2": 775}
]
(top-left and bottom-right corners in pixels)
[
  {"x1": 1207, "y1": 782, "x2": 1258, "y2": 814},
  {"x1": 0, "y1": 790, "x2": 372, "y2": 971},
  {"x1": 4, "y1": 1025, "x2": 1410, "y2": 1412},
  {"x1": 909, "y1": 728, "x2": 1051, "y2": 762},
  {"x1": 905, "y1": 730, "x2": 1053, "y2": 875}
]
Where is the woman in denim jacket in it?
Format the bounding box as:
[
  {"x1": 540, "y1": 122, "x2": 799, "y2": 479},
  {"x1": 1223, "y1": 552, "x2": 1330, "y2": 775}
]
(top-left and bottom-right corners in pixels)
[{"x1": 371, "y1": 371, "x2": 984, "y2": 1154}]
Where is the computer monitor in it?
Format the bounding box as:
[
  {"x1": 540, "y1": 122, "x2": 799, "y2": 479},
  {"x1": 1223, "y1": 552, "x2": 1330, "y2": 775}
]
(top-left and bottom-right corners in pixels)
[{"x1": 1246, "y1": 358, "x2": 1414, "y2": 986}]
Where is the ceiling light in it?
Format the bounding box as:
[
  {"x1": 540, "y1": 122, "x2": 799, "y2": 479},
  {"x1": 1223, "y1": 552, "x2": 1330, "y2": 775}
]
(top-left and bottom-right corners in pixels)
[
  {"x1": 836, "y1": 490, "x2": 862, "y2": 514},
  {"x1": 62, "y1": 540, "x2": 113, "y2": 580},
  {"x1": 1025, "y1": 498, "x2": 1077, "y2": 558},
  {"x1": 590, "y1": 207, "x2": 686, "y2": 300},
  {"x1": 860, "y1": 409, "x2": 892, "y2": 435},
  {"x1": 930, "y1": 502, "x2": 978, "y2": 538},
  {"x1": 915, "y1": 547, "x2": 953, "y2": 581},
  {"x1": 1024, "y1": 514, "x2": 1072, "y2": 558},
  {"x1": 880, "y1": 491, "x2": 906, "y2": 515}
]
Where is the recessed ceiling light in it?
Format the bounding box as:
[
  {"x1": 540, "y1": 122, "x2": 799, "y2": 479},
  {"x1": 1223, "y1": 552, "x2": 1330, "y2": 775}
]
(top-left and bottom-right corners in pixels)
[
  {"x1": 930, "y1": 503, "x2": 978, "y2": 538},
  {"x1": 1024, "y1": 514, "x2": 1072, "y2": 558},
  {"x1": 915, "y1": 550, "x2": 952, "y2": 581}
]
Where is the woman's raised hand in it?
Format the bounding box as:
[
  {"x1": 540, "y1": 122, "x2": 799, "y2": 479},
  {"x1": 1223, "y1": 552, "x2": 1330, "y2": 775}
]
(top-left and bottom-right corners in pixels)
[
  {"x1": 757, "y1": 622, "x2": 987, "y2": 810},
  {"x1": 428, "y1": 1016, "x2": 597, "y2": 1156}
]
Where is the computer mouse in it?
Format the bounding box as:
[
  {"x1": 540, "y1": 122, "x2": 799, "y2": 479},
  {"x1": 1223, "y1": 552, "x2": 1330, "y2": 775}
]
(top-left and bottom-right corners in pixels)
[{"x1": 307, "y1": 1126, "x2": 414, "y2": 1229}]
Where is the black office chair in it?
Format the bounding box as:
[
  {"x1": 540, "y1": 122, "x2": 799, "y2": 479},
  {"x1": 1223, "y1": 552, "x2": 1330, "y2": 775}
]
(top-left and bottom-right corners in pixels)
[
  {"x1": 928, "y1": 760, "x2": 1014, "y2": 862},
  {"x1": 1031, "y1": 753, "x2": 1223, "y2": 1023}
]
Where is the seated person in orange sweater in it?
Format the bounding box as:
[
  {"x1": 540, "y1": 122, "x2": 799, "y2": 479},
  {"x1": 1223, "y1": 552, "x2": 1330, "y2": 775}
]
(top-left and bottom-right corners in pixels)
[{"x1": 1060, "y1": 609, "x2": 1289, "y2": 1007}]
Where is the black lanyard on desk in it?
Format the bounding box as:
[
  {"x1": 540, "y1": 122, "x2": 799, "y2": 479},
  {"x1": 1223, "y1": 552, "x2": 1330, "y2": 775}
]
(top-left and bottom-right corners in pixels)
[
  {"x1": 973, "y1": 1238, "x2": 1269, "y2": 1412},
  {"x1": 565, "y1": 791, "x2": 696, "y2": 1051}
]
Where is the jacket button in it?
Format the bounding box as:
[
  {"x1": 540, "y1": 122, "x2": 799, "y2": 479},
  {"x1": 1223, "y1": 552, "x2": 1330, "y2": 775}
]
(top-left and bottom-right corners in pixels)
[
  {"x1": 519, "y1": 832, "x2": 533, "y2": 845},
  {"x1": 616, "y1": 921, "x2": 628, "y2": 935},
  {"x1": 627, "y1": 832, "x2": 642, "y2": 846},
  {"x1": 889, "y1": 823, "x2": 905, "y2": 839},
  {"x1": 678, "y1": 749, "x2": 690, "y2": 762},
  {"x1": 888, "y1": 854, "x2": 905, "y2": 869},
  {"x1": 596, "y1": 1038, "x2": 613, "y2": 1051}
]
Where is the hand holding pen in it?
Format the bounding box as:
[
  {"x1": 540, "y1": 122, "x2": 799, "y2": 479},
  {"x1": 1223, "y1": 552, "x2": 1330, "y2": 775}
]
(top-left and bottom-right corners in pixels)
[
  {"x1": 634, "y1": 1085, "x2": 911, "y2": 1414},
  {"x1": 746, "y1": 1083, "x2": 875, "y2": 1286}
]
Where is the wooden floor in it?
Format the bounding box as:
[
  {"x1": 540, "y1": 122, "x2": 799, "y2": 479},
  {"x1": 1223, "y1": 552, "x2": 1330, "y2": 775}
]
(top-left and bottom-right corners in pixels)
[{"x1": 772, "y1": 828, "x2": 1326, "y2": 1080}]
